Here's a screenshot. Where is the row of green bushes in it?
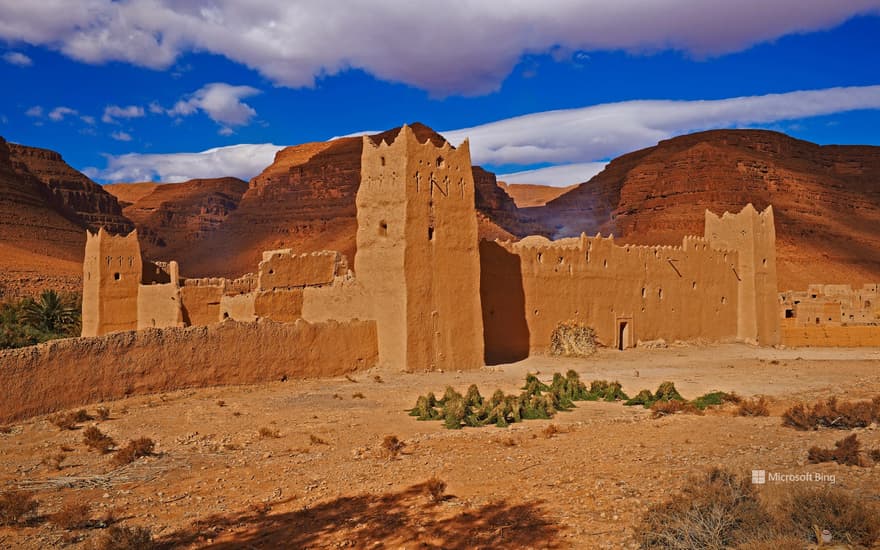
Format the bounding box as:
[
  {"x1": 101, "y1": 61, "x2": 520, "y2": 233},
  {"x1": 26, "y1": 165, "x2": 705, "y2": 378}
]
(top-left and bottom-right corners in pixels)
[{"x1": 0, "y1": 290, "x2": 80, "y2": 350}]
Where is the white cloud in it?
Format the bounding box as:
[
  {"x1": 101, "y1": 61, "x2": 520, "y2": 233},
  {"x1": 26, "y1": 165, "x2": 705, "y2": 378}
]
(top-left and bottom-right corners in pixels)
[
  {"x1": 0, "y1": 1, "x2": 877, "y2": 95},
  {"x1": 499, "y1": 163, "x2": 608, "y2": 187},
  {"x1": 102, "y1": 104, "x2": 145, "y2": 124},
  {"x1": 218, "y1": 126, "x2": 234, "y2": 136},
  {"x1": 25, "y1": 106, "x2": 43, "y2": 118},
  {"x1": 148, "y1": 101, "x2": 165, "y2": 114},
  {"x1": 111, "y1": 131, "x2": 132, "y2": 142},
  {"x1": 91, "y1": 143, "x2": 285, "y2": 183},
  {"x1": 81, "y1": 115, "x2": 96, "y2": 125},
  {"x1": 48, "y1": 106, "x2": 78, "y2": 121},
  {"x1": 442, "y1": 85, "x2": 880, "y2": 166},
  {"x1": 87, "y1": 85, "x2": 880, "y2": 187},
  {"x1": 166, "y1": 83, "x2": 260, "y2": 126},
  {"x1": 2, "y1": 51, "x2": 31, "y2": 66}
]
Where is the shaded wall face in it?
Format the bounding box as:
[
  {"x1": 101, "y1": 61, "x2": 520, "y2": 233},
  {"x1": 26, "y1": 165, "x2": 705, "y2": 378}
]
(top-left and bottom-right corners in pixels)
[
  {"x1": 479, "y1": 240, "x2": 530, "y2": 364},
  {"x1": 82, "y1": 232, "x2": 142, "y2": 336},
  {"x1": 137, "y1": 283, "x2": 182, "y2": 330},
  {"x1": 484, "y1": 236, "x2": 740, "y2": 352},
  {"x1": 258, "y1": 251, "x2": 340, "y2": 290},
  {"x1": 180, "y1": 285, "x2": 223, "y2": 326}
]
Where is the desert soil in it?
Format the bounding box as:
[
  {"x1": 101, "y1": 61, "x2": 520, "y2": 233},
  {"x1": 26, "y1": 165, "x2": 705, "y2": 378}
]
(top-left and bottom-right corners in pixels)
[{"x1": 1, "y1": 343, "x2": 879, "y2": 549}]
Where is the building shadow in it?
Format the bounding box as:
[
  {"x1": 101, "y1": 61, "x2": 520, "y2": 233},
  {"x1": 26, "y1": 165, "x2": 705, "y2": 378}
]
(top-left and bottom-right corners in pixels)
[
  {"x1": 158, "y1": 481, "x2": 562, "y2": 549},
  {"x1": 480, "y1": 240, "x2": 531, "y2": 365}
]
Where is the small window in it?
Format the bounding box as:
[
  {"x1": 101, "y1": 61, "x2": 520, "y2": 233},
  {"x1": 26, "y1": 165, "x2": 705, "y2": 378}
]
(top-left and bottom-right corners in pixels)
[
  {"x1": 537, "y1": 253, "x2": 543, "y2": 263},
  {"x1": 428, "y1": 226, "x2": 434, "y2": 241},
  {"x1": 603, "y1": 259, "x2": 608, "y2": 268},
  {"x1": 436, "y1": 156, "x2": 445, "y2": 168},
  {"x1": 113, "y1": 272, "x2": 121, "y2": 281},
  {"x1": 692, "y1": 281, "x2": 697, "y2": 290},
  {"x1": 721, "y1": 296, "x2": 727, "y2": 304},
  {"x1": 658, "y1": 288, "x2": 663, "y2": 300},
  {"x1": 380, "y1": 156, "x2": 386, "y2": 166},
  {"x1": 641, "y1": 287, "x2": 647, "y2": 299},
  {"x1": 379, "y1": 221, "x2": 388, "y2": 236},
  {"x1": 785, "y1": 309, "x2": 794, "y2": 318}
]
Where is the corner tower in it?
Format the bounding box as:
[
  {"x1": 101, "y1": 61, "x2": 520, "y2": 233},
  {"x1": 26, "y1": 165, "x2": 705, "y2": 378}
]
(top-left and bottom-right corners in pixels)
[
  {"x1": 82, "y1": 228, "x2": 143, "y2": 337},
  {"x1": 355, "y1": 125, "x2": 484, "y2": 370},
  {"x1": 705, "y1": 204, "x2": 780, "y2": 345}
]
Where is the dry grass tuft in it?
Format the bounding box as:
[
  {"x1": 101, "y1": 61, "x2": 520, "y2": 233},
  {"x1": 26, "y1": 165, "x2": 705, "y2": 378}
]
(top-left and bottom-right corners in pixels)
[
  {"x1": 781, "y1": 485, "x2": 880, "y2": 546},
  {"x1": 86, "y1": 525, "x2": 155, "y2": 550},
  {"x1": 380, "y1": 435, "x2": 405, "y2": 459},
  {"x1": 807, "y1": 434, "x2": 866, "y2": 466},
  {"x1": 112, "y1": 438, "x2": 155, "y2": 467},
  {"x1": 736, "y1": 397, "x2": 770, "y2": 417},
  {"x1": 650, "y1": 399, "x2": 702, "y2": 418},
  {"x1": 0, "y1": 425, "x2": 12, "y2": 434},
  {"x1": 83, "y1": 426, "x2": 116, "y2": 454},
  {"x1": 783, "y1": 396, "x2": 879, "y2": 430},
  {"x1": 549, "y1": 321, "x2": 597, "y2": 357},
  {"x1": 49, "y1": 412, "x2": 78, "y2": 430},
  {"x1": 258, "y1": 427, "x2": 280, "y2": 439},
  {"x1": 425, "y1": 477, "x2": 447, "y2": 503},
  {"x1": 542, "y1": 424, "x2": 560, "y2": 438},
  {"x1": 0, "y1": 490, "x2": 38, "y2": 526},
  {"x1": 51, "y1": 500, "x2": 92, "y2": 530},
  {"x1": 96, "y1": 406, "x2": 111, "y2": 421},
  {"x1": 309, "y1": 434, "x2": 328, "y2": 446},
  {"x1": 43, "y1": 452, "x2": 67, "y2": 470}
]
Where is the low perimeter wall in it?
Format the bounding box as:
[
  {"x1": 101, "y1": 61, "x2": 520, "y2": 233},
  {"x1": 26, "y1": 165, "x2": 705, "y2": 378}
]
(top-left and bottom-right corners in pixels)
[
  {"x1": 0, "y1": 318, "x2": 378, "y2": 423},
  {"x1": 782, "y1": 325, "x2": 880, "y2": 347}
]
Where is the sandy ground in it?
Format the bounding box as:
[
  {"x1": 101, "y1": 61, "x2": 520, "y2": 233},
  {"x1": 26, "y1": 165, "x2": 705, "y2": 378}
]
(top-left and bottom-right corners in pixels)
[{"x1": 1, "y1": 343, "x2": 879, "y2": 549}]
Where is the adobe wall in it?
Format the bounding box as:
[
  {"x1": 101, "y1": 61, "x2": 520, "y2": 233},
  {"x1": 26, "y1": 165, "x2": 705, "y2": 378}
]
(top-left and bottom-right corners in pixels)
[
  {"x1": 481, "y1": 233, "x2": 741, "y2": 362},
  {"x1": 0, "y1": 319, "x2": 379, "y2": 423},
  {"x1": 258, "y1": 250, "x2": 344, "y2": 290},
  {"x1": 780, "y1": 283, "x2": 880, "y2": 327},
  {"x1": 137, "y1": 282, "x2": 183, "y2": 330},
  {"x1": 705, "y1": 204, "x2": 780, "y2": 345},
  {"x1": 82, "y1": 229, "x2": 142, "y2": 336},
  {"x1": 782, "y1": 325, "x2": 880, "y2": 347},
  {"x1": 180, "y1": 281, "x2": 224, "y2": 326}
]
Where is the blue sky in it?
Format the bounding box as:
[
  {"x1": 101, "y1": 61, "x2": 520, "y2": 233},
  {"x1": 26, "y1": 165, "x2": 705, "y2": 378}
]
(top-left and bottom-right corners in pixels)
[{"x1": 1, "y1": 1, "x2": 879, "y2": 186}]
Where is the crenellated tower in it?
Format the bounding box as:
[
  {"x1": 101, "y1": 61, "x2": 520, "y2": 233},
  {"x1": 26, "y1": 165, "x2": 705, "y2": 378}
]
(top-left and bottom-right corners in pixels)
[{"x1": 82, "y1": 228, "x2": 143, "y2": 337}]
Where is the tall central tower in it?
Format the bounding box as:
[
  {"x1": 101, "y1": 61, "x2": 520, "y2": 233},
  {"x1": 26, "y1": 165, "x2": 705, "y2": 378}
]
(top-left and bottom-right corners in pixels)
[{"x1": 354, "y1": 125, "x2": 484, "y2": 370}]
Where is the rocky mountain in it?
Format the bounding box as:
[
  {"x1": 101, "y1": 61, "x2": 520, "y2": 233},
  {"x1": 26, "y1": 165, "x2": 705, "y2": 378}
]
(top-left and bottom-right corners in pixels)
[
  {"x1": 500, "y1": 182, "x2": 576, "y2": 208},
  {"x1": 0, "y1": 137, "x2": 133, "y2": 298},
  {"x1": 534, "y1": 130, "x2": 880, "y2": 290}
]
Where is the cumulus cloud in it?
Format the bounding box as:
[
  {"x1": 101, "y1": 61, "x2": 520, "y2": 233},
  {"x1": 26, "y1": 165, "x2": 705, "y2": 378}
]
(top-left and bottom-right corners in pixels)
[
  {"x1": 442, "y1": 85, "x2": 880, "y2": 167},
  {"x1": 2, "y1": 51, "x2": 32, "y2": 66},
  {"x1": 48, "y1": 106, "x2": 78, "y2": 121},
  {"x1": 166, "y1": 83, "x2": 261, "y2": 126},
  {"x1": 499, "y1": 163, "x2": 608, "y2": 187},
  {"x1": 90, "y1": 143, "x2": 285, "y2": 183},
  {"x1": 102, "y1": 104, "x2": 145, "y2": 124},
  {"x1": 111, "y1": 131, "x2": 132, "y2": 142},
  {"x1": 25, "y1": 106, "x2": 43, "y2": 118},
  {"x1": 87, "y1": 85, "x2": 880, "y2": 186},
  {"x1": 0, "y1": 1, "x2": 878, "y2": 95}
]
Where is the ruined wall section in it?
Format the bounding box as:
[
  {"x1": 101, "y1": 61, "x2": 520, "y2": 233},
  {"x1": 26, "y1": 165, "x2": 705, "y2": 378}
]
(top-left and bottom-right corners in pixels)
[
  {"x1": 0, "y1": 319, "x2": 379, "y2": 423},
  {"x1": 705, "y1": 204, "x2": 780, "y2": 345},
  {"x1": 81, "y1": 229, "x2": 142, "y2": 337},
  {"x1": 483, "y1": 233, "x2": 740, "y2": 358},
  {"x1": 257, "y1": 250, "x2": 346, "y2": 291},
  {"x1": 137, "y1": 260, "x2": 183, "y2": 330}
]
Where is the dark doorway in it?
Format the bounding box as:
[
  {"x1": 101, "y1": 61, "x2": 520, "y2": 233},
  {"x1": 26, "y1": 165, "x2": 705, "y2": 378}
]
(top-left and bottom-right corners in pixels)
[
  {"x1": 618, "y1": 321, "x2": 630, "y2": 351},
  {"x1": 480, "y1": 241, "x2": 530, "y2": 365}
]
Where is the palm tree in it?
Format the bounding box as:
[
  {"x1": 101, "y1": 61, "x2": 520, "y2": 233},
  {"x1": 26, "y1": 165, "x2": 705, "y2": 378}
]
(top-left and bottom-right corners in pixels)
[{"x1": 20, "y1": 290, "x2": 80, "y2": 334}]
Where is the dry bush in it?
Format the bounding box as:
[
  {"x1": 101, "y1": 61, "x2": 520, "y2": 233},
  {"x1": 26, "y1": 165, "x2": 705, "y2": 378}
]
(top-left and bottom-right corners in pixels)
[
  {"x1": 51, "y1": 500, "x2": 91, "y2": 530},
  {"x1": 309, "y1": 434, "x2": 328, "y2": 446},
  {"x1": 735, "y1": 536, "x2": 806, "y2": 550},
  {"x1": 425, "y1": 477, "x2": 447, "y2": 503},
  {"x1": 807, "y1": 434, "x2": 866, "y2": 466},
  {"x1": 49, "y1": 412, "x2": 78, "y2": 430},
  {"x1": 112, "y1": 438, "x2": 155, "y2": 467},
  {"x1": 779, "y1": 485, "x2": 880, "y2": 546},
  {"x1": 352, "y1": 392, "x2": 365, "y2": 399},
  {"x1": 650, "y1": 399, "x2": 702, "y2": 418},
  {"x1": 783, "y1": 396, "x2": 879, "y2": 430},
  {"x1": 870, "y1": 448, "x2": 880, "y2": 463},
  {"x1": 43, "y1": 452, "x2": 67, "y2": 470},
  {"x1": 549, "y1": 321, "x2": 597, "y2": 357},
  {"x1": 637, "y1": 468, "x2": 773, "y2": 549},
  {"x1": 96, "y1": 406, "x2": 111, "y2": 420},
  {"x1": 380, "y1": 435, "x2": 405, "y2": 459},
  {"x1": 542, "y1": 424, "x2": 560, "y2": 438},
  {"x1": 0, "y1": 425, "x2": 12, "y2": 434},
  {"x1": 86, "y1": 525, "x2": 155, "y2": 550},
  {"x1": 83, "y1": 426, "x2": 116, "y2": 454},
  {"x1": 71, "y1": 409, "x2": 93, "y2": 422},
  {"x1": 736, "y1": 397, "x2": 770, "y2": 417},
  {"x1": 0, "y1": 491, "x2": 38, "y2": 526},
  {"x1": 258, "y1": 427, "x2": 280, "y2": 439}
]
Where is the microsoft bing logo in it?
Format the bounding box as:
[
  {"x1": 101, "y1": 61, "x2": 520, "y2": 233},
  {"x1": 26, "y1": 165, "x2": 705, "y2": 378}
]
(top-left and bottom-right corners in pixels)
[{"x1": 751, "y1": 470, "x2": 766, "y2": 484}]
